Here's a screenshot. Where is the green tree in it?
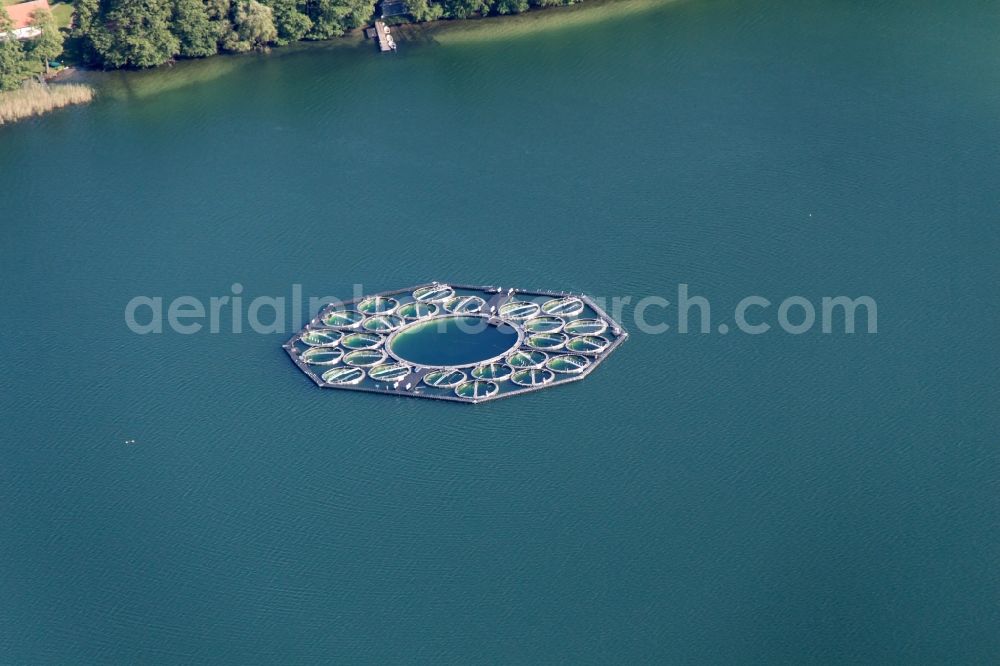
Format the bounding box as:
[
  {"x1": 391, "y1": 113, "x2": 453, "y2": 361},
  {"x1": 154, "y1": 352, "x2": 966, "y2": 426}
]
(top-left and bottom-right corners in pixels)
[
  {"x1": 204, "y1": 0, "x2": 234, "y2": 43},
  {"x1": 493, "y1": 0, "x2": 527, "y2": 13},
  {"x1": 342, "y1": 0, "x2": 373, "y2": 30},
  {"x1": 88, "y1": 0, "x2": 180, "y2": 68},
  {"x1": 440, "y1": 0, "x2": 488, "y2": 19},
  {"x1": 305, "y1": 0, "x2": 372, "y2": 40},
  {"x1": 266, "y1": 0, "x2": 310, "y2": 45},
  {"x1": 172, "y1": 0, "x2": 218, "y2": 57},
  {"x1": 73, "y1": 0, "x2": 100, "y2": 36},
  {"x1": 304, "y1": 0, "x2": 348, "y2": 39},
  {"x1": 0, "y1": 12, "x2": 28, "y2": 90},
  {"x1": 406, "y1": 0, "x2": 442, "y2": 22},
  {"x1": 28, "y1": 8, "x2": 65, "y2": 74},
  {"x1": 222, "y1": 0, "x2": 276, "y2": 52},
  {"x1": 72, "y1": 0, "x2": 102, "y2": 64}
]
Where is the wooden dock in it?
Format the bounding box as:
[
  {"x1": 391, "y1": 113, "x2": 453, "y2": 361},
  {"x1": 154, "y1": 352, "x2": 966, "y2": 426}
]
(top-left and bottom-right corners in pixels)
[{"x1": 370, "y1": 20, "x2": 396, "y2": 52}]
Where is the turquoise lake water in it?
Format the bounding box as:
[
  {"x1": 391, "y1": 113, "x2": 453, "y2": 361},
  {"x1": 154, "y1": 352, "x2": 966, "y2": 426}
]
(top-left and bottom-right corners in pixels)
[{"x1": 2, "y1": 0, "x2": 999, "y2": 661}]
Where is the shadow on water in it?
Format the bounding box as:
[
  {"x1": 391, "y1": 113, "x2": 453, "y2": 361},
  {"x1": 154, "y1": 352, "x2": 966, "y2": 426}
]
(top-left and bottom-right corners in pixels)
[
  {"x1": 72, "y1": 0, "x2": 676, "y2": 103},
  {"x1": 409, "y1": 0, "x2": 681, "y2": 45},
  {"x1": 77, "y1": 32, "x2": 369, "y2": 102}
]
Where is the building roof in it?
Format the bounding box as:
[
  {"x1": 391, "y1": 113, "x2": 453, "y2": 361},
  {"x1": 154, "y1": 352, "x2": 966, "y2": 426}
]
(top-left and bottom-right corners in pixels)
[{"x1": 3, "y1": 0, "x2": 50, "y2": 30}]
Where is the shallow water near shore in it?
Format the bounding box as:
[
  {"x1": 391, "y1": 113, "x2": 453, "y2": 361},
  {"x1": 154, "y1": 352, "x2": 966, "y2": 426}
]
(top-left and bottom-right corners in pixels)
[{"x1": 2, "y1": 0, "x2": 1000, "y2": 661}]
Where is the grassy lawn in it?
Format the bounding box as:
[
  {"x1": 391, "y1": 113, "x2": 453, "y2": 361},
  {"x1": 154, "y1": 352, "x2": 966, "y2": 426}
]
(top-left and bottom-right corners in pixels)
[{"x1": 51, "y1": 2, "x2": 72, "y2": 28}]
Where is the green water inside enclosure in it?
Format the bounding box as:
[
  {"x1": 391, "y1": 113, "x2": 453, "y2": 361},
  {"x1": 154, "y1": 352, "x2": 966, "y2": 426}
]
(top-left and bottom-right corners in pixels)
[
  {"x1": 300, "y1": 329, "x2": 343, "y2": 347},
  {"x1": 542, "y1": 297, "x2": 585, "y2": 317},
  {"x1": 341, "y1": 332, "x2": 383, "y2": 350},
  {"x1": 300, "y1": 347, "x2": 343, "y2": 365},
  {"x1": 564, "y1": 318, "x2": 607, "y2": 335},
  {"x1": 546, "y1": 354, "x2": 590, "y2": 374},
  {"x1": 368, "y1": 363, "x2": 411, "y2": 382},
  {"x1": 358, "y1": 297, "x2": 399, "y2": 314},
  {"x1": 321, "y1": 310, "x2": 364, "y2": 328},
  {"x1": 499, "y1": 301, "x2": 540, "y2": 320},
  {"x1": 472, "y1": 363, "x2": 513, "y2": 381},
  {"x1": 321, "y1": 367, "x2": 365, "y2": 385},
  {"x1": 390, "y1": 316, "x2": 520, "y2": 367},
  {"x1": 363, "y1": 315, "x2": 404, "y2": 332},
  {"x1": 507, "y1": 350, "x2": 548, "y2": 368},
  {"x1": 423, "y1": 369, "x2": 467, "y2": 388},
  {"x1": 526, "y1": 332, "x2": 567, "y2": 350},
  {"x1": 566, "y1": 335, "x2": 609, "y2": 354},
  {"x1": 413, "y1": 285, "x2": 454, "y2": 302},
  {"x1": 397, "y1": 302, "x2": 438, "y2": 320},
  {"x1": 343, "y1": 349, "x2": 386, "y2": 367},
  {"x1": 444, "y1": 296, "x2": 486, "y2": 314},
  {"x1": 455, "y1": 381, "x2": 499, "y2": 400},
  {"x1": 525, "y1": 317, "x2": 565, "y2": 333}
]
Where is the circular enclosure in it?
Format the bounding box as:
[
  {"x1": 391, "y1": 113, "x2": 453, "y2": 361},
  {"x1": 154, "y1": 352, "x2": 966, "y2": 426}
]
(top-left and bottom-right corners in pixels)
[
  {"x1": 506, "y1": 350, "x2": 548, "y2": 368},
  {"x1": 341, "y1": 332, "x2": 384, "y2": 350},
  {"x1": 564, "y1": 318, "x2": 607, "y2": 336},
  {"x1": 423, "y1": 369, "x2": 467, "y2": 388},
  {"x1": 455, "y1": 381, "x2": 499, "y2": 400},
  {"x1": 388, "y1": 315, "x2": 521, "y2": 368},
  {"x1": 546, "y1": 354, "x2": 591, "y2": 374},
  {"x1": 443, "y1": 295, "x2": 486, "y2": 314},
  {"x1": 300, "y1": 347, "x2": 344, "y2": 365},
  {"x1": 397, "y1": 302, "x2": 439, "y2": 320},
  {"x1": 525, "y1": 332, "x2": 568, "y2": 351},
  {"x1": 362, "y1": 314, "x2": 404, "y2": 333},
  {"x1": 368, "y1": 363, "x2": 412, "y2": 382},
  {"x1": 471, "y1": 363, "x2": 513, "y2": 381},
  {"x1": 321, "y1": 310, "x2": 365, "y2": 329},
  {"x1": 322, "y1": 366, "x2": 366, "y2": 385},
  {"x1": 510, "y1": 368, "x2": 555, "y2": 387},
  {"x1": 498, "y1": 300, "x2": 540, "y2": 321},
  {"x1": 413, "y1": 284, "x2": 455, "y2": 302},
  {"x1": 565, "y1": 335, "x2": 610, "y2": 354},
  {"x1": 343, "y1": 349, "x2": 387, "y2": 367},
  {"x1": 524, "y1": 316, "x2": 564, "y2": 333},
  {"x1": 541, "y1": 297, "x2": 585, "y2": 317},
  {"x1": 300, "y1": 328, "x2": 343, "y2": 347},
  {"x1": 358, "y1": 296, "x2": 399, "y2": 315}
]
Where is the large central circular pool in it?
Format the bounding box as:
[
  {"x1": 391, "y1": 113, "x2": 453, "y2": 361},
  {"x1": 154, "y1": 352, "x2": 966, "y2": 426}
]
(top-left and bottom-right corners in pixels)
[{"x1": 388, "y1": 315, "x2": 521, "y2": 367}]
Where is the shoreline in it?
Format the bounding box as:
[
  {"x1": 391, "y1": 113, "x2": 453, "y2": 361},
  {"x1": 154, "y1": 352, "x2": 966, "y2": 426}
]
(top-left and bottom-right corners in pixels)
[
  {"x1": 395, "y1": 0, "x2": 672, "y2": 44},
  {"x1": 1, "y1": 0, "x2": 671, "y2": 126}
]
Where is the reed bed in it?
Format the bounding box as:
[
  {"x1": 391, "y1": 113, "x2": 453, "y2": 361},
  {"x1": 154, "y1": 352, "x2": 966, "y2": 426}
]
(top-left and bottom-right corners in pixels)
[{"x1": 0, "y1": 81, "x2": 95, "y2": 125}]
